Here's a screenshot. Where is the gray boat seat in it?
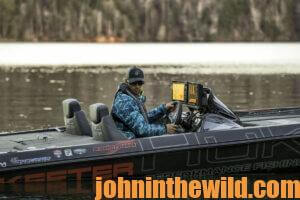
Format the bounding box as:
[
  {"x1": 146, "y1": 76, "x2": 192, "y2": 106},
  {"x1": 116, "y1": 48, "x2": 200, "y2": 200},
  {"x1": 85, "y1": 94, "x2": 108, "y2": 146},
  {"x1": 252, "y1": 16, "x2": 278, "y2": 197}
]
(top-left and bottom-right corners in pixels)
[
  {"x1": 89, "y1": 103, "x2": 127, "y2": 141},
  {"x1": 62, "y1": 98, "x2": 92, "y2": 137},
  {"x1": 101, "y1": 115, "x2": 128, "y2": 141},
  {"x1": 89, "y1": 103, "x2": 109, "y2": 124},
  {"x1": 89, "y1": 103, "x2": 109, "y2": 141}
]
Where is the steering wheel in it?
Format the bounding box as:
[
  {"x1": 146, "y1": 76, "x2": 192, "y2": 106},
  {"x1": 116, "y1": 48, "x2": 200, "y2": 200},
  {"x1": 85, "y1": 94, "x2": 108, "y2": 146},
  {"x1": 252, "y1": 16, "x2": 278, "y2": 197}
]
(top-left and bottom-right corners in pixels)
[{"x1": 167, "y1": 101, "x2": 182, "y2": 125}]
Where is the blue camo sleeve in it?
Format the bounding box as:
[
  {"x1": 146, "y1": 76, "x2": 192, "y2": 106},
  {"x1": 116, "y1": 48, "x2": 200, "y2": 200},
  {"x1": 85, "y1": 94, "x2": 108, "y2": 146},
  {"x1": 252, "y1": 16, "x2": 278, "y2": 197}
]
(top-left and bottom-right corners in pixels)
[
  {"x1": 147, "y1": 104, "x2": 168, "y2": 123},
  {"x1": 114, "y1": 94, "x2": 166, "y2": 137}
]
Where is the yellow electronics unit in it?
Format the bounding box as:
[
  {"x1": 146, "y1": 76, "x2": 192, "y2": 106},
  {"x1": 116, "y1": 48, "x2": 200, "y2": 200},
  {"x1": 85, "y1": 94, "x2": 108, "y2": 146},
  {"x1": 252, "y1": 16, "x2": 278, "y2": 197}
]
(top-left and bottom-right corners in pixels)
[
  {"x1": 171, "y1": 82, "x2": 187, "y2": 102},
  {"x1": 187, "y1": 82, "x2": 205, "y2": 106},
  {"x1": 171, "y1": 81, "x2": 205, "y2": 108}
]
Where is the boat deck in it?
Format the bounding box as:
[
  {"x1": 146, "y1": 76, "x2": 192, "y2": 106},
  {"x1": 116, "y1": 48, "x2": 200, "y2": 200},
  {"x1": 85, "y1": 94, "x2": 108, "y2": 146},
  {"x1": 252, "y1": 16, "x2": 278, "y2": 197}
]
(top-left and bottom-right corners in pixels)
[
  {"x1": 1, "y1": 107, "x2": 300, "y2": 154},
  {"x1": 238, "y1": 107, "x2": 300, "y2": 126},
  {"x1": 0, "y1": 128, "x2": 99, "y2": 153}
]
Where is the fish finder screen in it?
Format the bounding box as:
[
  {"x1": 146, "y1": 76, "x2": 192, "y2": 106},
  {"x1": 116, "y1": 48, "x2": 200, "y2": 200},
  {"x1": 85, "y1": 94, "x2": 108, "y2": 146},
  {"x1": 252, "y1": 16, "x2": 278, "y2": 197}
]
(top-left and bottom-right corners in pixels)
[
  {"x1": 172, "y1": 82, "x2": 185, "y2": 102},
  {"x1": 188, "y1": 83, "x2": 198, "y2": 104}
]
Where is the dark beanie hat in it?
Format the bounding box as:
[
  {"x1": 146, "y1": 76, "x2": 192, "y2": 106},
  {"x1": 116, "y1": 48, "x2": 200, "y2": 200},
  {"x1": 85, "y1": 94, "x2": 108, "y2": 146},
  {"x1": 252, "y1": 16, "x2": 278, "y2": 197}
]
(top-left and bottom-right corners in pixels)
[{"x1": 127, "y1": 67, "x2": 144, "y2": 84}]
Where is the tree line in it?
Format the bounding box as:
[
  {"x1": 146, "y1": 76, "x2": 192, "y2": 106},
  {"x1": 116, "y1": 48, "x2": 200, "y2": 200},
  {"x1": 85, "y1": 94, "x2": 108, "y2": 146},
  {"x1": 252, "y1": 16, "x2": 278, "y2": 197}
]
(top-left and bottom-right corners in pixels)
[{"x1": 0, "y1": 0, "x2": 298, "y2": 42}]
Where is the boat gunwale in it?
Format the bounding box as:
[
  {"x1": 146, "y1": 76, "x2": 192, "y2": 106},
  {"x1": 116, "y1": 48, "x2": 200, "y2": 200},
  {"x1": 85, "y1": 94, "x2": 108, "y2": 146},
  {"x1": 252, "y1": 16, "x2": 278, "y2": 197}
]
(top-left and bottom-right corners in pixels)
[
  {"x1": 1, "y1": 106, "x2": 300, "y2": 137},
  {"x1": 235, "y1": 106, "x2": 300, "y2": 117},
  {"x1": 1, "y1": 124, "x2": 300, "y2": 173}
]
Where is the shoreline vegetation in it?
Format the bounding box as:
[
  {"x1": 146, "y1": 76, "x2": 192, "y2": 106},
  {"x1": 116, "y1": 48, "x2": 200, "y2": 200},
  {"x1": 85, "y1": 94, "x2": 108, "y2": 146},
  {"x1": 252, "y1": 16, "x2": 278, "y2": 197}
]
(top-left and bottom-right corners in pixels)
[
  {"x1": 0, "y1": 0, "x2": 298, "y2": 42},
  {"x1": 1, "y1": 64, "x2": 300, "y2": 75}
]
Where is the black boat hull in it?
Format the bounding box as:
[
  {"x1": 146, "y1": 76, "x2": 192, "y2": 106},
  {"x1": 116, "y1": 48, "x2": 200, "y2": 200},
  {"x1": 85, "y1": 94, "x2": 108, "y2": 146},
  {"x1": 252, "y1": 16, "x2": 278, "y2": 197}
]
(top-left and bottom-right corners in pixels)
[{"x1": 1, "y1": 123, "x2": 300, "y2": 183}]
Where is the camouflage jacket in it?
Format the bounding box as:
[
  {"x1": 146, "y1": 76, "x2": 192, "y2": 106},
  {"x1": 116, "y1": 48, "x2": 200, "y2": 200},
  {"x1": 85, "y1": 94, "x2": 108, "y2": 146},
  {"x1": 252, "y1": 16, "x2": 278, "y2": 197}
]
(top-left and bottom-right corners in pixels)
[{"x1": 111, "y1": 88, "x2": 167, "y2": 139}]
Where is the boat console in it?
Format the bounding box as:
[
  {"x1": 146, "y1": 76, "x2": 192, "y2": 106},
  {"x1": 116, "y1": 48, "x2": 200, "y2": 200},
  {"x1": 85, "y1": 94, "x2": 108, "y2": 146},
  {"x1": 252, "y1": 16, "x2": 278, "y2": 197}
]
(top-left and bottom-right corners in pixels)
[{"x1": 169, "y1": 81, "x2": 241, "y2": 133}]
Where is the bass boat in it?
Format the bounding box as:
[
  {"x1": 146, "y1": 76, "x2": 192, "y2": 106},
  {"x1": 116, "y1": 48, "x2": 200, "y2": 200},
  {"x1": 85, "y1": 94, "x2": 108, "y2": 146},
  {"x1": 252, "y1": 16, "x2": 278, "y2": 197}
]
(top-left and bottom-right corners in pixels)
[{"x1": 0, "y1": 81, "x2": 300, "y2": 187}]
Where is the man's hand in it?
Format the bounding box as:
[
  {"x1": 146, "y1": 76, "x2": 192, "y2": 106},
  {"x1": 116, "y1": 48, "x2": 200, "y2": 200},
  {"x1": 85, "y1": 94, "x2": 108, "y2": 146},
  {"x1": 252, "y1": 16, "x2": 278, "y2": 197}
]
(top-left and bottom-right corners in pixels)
[
  {"x1": 165, "y1": 102, "x2": 176, "y2": 112},
  {"x1": 166, "y1": 124, "x2": 178, "y2": 134}
]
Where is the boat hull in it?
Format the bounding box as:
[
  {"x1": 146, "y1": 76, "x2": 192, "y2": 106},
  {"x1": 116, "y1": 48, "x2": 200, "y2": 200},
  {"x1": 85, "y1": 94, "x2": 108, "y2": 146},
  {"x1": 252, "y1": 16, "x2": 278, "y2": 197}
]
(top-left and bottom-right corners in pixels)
[{"x1": 0, "y1": 107, "x2": 300, "y2": 194}]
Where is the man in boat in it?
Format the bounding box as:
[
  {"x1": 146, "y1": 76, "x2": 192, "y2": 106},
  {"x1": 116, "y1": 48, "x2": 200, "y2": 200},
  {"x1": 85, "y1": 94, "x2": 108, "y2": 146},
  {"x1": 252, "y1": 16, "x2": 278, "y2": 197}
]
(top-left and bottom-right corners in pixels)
[{"x1": 111, "y1": 67, "x2": 178, "y2": 139}]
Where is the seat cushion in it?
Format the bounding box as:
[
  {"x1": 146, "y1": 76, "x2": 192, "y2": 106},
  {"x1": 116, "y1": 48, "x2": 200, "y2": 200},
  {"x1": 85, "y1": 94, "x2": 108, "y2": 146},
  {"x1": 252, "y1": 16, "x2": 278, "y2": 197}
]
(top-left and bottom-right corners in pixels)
[
  {"x1": 74, "y1": 110, "x2": 93, "y2": 137},
  {"x1": 101, "y1": 116, "x2": 128, "y2": 141}
]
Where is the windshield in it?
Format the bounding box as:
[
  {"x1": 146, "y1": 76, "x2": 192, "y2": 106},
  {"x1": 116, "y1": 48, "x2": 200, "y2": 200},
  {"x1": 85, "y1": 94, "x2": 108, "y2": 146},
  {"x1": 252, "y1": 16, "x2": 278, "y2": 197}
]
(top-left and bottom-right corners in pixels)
[
  {"x1": 210, "y1": 94, "x2": 239, "y2": 121},
  {"x1": 201, "y1": 114, "x2": 241, "y2": 132}
]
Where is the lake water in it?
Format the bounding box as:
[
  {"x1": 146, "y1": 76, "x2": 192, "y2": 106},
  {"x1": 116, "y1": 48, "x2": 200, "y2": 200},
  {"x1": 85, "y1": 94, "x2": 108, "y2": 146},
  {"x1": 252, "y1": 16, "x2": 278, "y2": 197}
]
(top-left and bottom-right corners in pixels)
[
  {"x1": 1, "y1": 67, "x2": 300, "y2": 133},
  {"x1": 0, "y1": 43, "x2": 300, "y2": 199}
]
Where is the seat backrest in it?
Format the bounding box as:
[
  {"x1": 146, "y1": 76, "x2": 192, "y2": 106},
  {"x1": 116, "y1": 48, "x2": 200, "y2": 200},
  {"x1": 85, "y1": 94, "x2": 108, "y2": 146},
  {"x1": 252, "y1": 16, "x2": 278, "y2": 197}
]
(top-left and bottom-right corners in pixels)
[
  {"x1": 62, "y1": 98, "x2": 92, "y2": 137},
  {"x1": 89, "y1": 103, "x2": 109, "y2": 141},
  {"x1": 89, "y1": 103, "x2": 109, "y2": 124},
  {"x1": 63, "y1": 98, "x2": 81, "y2": 118},
  {"x1": 89, "y1": 103, "x2": 127, "y2": 141},
  {"x1": 101, "y1": 115, "x2": 128, "y2": 141}
]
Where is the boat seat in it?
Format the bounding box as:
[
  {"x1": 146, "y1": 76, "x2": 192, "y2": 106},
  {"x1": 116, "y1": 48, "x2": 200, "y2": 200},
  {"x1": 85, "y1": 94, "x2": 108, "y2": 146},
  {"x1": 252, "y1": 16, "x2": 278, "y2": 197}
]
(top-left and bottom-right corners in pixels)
[
  {"x1": 101, "y1": 115, "x2": 128, "y2": 141},
  {"x1": 62, "y1": 98, "x2": 92, "y2": 137},
  {"x1": 89, "y1": 103, "x2": 109, "y2": 141},
  {"x1": 89, "y1": 103, "x2": 127, "y2": 141}
]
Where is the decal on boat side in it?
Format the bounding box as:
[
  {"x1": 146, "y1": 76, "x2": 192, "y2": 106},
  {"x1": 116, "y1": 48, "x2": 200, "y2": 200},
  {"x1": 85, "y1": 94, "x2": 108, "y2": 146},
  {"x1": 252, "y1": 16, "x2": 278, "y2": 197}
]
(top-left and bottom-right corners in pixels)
[
  {"x1": 140, "y1": 139, "x2": 300, "y2": 174},
  {"x1": 253, "y1": 159, "x2": 300, "y2": 170},
  {"x1": 203, "y1": 139, "x2": 300, "y2": 165},
  {"x1": 262, "y1": 139, "x2": 300, "y2": 158},
  {"x1": 153, "y1": 158, "x2": 300, "y2": 179},
  {"x1": 73, "y1": 148, "x2": 87, "y2": 155},
  {"x1": 0, "y1": 162, "x2": 133, "y2": 184},
  {"x1": 53, "y1": 150, "x2": 62, "y2": 158},
  {"x1": 64, "y1": 149, "x2": 73, "y2": 157},
  {"x1": 93, "y1": 140, "x2": 137, "y2": 154},
  {"x1": 10, "y1": 156, "x2": 51, "y2": 165},
  {"x1": 0, "y1": 162, "x2": 6, "y2": 168}
]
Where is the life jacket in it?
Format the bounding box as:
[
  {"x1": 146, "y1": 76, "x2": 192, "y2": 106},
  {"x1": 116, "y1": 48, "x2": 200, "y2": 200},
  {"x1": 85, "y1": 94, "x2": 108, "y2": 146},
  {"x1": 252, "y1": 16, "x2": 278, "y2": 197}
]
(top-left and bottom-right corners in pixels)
[{"x1": 112, "y1": 83, "x2": 149, "y2": 123}]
